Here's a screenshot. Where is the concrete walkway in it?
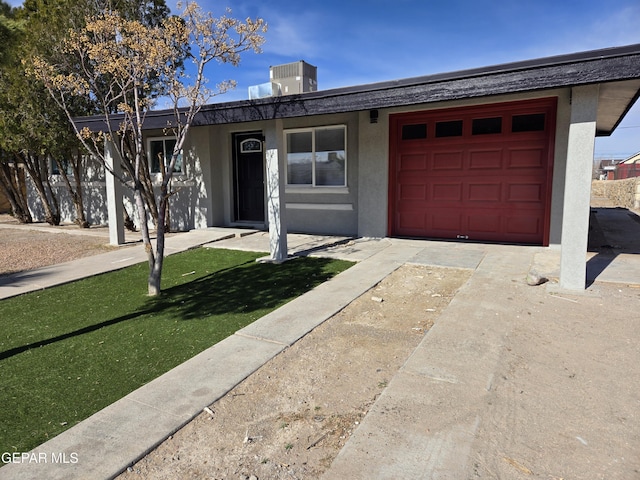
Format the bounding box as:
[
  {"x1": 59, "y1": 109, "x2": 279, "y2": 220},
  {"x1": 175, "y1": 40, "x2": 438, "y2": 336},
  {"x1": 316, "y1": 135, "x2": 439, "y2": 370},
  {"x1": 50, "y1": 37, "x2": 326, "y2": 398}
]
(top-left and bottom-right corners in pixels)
[
  {"x1": 323, "y1": 244, "x2": 536, "y2": 478},
  {"x1": 322, "y1": 243, "x2": 640, "y2": 479},
  {"x1": 0, "y1": 207, "x2": 639, "y2": 479},
  {"x1": 0, "y1": 226, "x2": 258, "y2": 300}
]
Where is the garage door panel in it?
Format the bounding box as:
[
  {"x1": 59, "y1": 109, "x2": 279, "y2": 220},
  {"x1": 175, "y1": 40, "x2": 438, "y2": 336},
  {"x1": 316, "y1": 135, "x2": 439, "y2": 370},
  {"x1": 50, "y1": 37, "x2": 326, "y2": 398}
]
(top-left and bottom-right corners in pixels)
[
  {"x1": 468, "y1": 182, "x2": 502, "y2": 202},
  {"x1": 506, "y1": 214, "x2": 542, "y2": 236},
  {"x1": 507, "y1": 147, "x2": 544, "y2": 168},
  {"x1": 468, "y1": 214, "x2": 502, "y2": 233},
  {"x1": 430, "y1": 211, "x2": 463, "y2": 233},
  {"x1": 399, "y1": 184, "x2": 427, "y2": 200},
  {"x1": 399, "y1": 153, "x2": 427, "y2": 171},
  {"x1": 432, "y1": 183, "x2": 463, "y2": 201},
  {"x1": 431, "y1": 151, "x2": 464, "y2": 171},
  {"x1": 507, "y1": 183, "x2": 543, "y2": 202},
  {"x1": 468, "y1": 149, "x2": 503, "y2": 169},
  {"x1": 398, "y1": 211, "x2": 426, "y2": 232}
]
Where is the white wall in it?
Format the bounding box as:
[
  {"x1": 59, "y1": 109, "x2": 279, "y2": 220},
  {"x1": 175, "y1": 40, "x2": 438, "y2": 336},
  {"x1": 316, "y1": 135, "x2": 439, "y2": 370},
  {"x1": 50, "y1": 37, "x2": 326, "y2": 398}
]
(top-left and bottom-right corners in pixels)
[{"x1": 28, "y1": 133, "x2": 212, "y2": 232}]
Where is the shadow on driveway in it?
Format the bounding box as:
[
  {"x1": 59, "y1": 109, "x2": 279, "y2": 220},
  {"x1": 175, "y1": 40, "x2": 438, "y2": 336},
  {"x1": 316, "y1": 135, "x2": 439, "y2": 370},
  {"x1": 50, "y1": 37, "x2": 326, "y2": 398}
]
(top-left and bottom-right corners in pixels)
[{"x1": 587, "y1": 207, "x2": 640, "y2": 286}]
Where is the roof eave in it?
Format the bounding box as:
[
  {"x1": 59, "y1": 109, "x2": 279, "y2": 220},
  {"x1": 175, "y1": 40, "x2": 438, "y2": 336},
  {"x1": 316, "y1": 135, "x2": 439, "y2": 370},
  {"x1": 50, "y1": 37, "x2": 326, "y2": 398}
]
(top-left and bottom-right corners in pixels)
[{"x1": 74, "y1": 43, "x2": 640, "y2": 132}]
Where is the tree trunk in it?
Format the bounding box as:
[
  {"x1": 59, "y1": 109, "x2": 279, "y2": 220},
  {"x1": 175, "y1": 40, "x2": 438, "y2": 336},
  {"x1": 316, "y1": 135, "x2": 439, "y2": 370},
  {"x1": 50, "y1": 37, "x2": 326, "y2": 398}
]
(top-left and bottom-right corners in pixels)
[
  {"x1": 0, "y1": 162, "x2": 32, "y2": 222},
  {"x1": 44, "y1": 172, "x2": 61, "y2": 226},
  {"x1": 148, "y1": 188, "x2": 169, "y2": 296},
  {"x1": 72, "y1": 192, "x2": 89, "y2": 228},
  {"x1": 148, "y1": 251, "x2": 163, "y2": 296},
  {"x1": 137, "y1": 150, "x2": 159, "y2": 229},
  {"x1": 141, "y1": 169, "x2": 159, "y2": 228},
  {"x1": 54, "y1": 154, "x2": 89, "y2": 228},
  {"x1": 71, "y1": 152, "x2": 89, "y2": 228},
  {"x1": 21, "y1": 153, "x2": 60, "y2": 225},
  {"x1": 131, "y1": 180, "x2": 158, "y2": 295}
]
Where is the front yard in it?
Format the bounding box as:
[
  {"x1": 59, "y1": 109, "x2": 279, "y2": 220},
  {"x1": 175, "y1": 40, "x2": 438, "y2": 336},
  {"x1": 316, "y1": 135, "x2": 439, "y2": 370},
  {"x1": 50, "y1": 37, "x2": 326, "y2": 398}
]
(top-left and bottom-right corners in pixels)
[{"x1": 0, "y1": 247, "x2": 352, "y2": 457}]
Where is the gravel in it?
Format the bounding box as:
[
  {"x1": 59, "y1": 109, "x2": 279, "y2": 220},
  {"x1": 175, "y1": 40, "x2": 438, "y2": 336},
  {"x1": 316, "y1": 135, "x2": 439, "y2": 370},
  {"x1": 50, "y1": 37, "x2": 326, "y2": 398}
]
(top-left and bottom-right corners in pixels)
[{"x1": 0, "y1": 215, "x2": 120, "y2": 276}]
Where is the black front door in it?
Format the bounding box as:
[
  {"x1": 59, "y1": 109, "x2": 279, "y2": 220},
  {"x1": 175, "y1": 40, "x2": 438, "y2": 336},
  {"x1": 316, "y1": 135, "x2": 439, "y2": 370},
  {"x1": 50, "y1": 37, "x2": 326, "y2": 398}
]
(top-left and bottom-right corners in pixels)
[{"x1": 233, "y1": 132, "x2": 265, "y2": 222}]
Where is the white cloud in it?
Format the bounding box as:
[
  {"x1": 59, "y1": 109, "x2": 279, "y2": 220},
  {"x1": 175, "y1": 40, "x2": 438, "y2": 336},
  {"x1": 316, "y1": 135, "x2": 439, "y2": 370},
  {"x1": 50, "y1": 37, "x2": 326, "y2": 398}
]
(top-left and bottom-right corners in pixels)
[
  {"x1": 590, "y1": 5, "x2": 640, "y2": 48},
  {"x1": 260, "y1": 11, "x2": 323, "y2": 58},
  {"x1": 522, "y1": 4, "x2": 640, "y2": 59}
]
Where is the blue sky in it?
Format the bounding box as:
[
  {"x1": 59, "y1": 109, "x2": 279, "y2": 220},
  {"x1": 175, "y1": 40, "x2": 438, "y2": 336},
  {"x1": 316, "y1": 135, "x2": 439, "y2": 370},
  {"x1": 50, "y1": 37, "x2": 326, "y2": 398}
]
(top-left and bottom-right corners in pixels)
[{"x1": 7, "y1": 0, "x2": 640, "y2": 158}]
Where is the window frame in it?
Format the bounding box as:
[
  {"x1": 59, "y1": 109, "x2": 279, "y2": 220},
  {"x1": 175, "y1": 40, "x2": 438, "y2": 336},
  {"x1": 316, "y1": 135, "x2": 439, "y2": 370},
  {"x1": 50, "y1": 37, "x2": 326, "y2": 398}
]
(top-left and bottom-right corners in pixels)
[
  {"x1": 147, "y1": 136, "x2": 183, "y2": 176},
  {"x1": 50, "y1": 157, "x2": 74, "y2": 177},
  {"x1": 284, "y1": 125, "x2": 347, "y2": 188}
]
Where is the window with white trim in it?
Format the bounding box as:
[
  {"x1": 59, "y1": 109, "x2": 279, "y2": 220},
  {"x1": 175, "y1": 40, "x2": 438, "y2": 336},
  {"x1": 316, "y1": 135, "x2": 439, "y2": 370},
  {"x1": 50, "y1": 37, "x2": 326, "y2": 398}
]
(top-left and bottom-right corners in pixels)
[
  {"x1": 50, "y1": 157, "x2": 73, "y2": 176},
  {"x1": 286, "y1": 126, "x2": 346, "y2": 187},
  {"x1": 148, "y1": 137, "x2": 182, "y2": 174}
]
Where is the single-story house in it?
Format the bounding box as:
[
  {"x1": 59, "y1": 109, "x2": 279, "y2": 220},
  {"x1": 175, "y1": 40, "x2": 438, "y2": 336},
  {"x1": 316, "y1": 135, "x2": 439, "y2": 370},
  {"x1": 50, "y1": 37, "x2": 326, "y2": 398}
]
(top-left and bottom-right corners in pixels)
[
  {"x1": 70, "y1": 43, "x2": 640, "y2": 290},
  {"x1": 613, "y1": 152, "x2": 640, "y2": 179},
  {"x1": 598, "y1": 159, "x2": 623, "y2": 180}
]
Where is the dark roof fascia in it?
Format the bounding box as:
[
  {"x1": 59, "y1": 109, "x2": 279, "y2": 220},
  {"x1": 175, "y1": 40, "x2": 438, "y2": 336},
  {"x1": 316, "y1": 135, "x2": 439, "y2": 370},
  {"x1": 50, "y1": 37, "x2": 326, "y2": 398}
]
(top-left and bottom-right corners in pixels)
[{"x1": 76, "y1": 43, "x2": 640, "y2": 132}]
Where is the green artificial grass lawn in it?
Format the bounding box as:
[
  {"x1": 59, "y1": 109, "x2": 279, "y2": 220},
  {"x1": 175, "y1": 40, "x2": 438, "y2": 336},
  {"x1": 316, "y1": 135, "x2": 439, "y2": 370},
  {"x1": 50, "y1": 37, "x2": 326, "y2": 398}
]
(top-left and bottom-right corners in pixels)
[{"x1": 0, "y1": 247, "x2": 352, "y2": 456}]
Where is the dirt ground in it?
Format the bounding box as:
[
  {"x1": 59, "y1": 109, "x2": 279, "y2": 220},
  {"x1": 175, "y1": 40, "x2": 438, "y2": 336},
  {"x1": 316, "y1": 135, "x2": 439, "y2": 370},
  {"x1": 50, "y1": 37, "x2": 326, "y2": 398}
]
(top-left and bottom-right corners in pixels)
[
  {"x1": 466, "y1": 281, "x2": 640, "y2": 480},
  {"x1": 116, "y1": 264, "x2": 472, "y2": 480},
  {"x1": 0, "y1": 215, "x2": 119, "y2": 276}
]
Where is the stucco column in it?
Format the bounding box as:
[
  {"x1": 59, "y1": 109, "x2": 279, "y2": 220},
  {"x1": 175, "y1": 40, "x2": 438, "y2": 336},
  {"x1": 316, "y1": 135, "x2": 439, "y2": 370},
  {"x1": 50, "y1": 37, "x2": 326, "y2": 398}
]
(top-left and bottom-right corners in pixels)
[
  {"x1": 559, "y1": 85, "x2": 599, "y2": 290},
  {"x1": 105, "y1": 139, "x2": 125, "y2": 246},
  {"x1": 357, "y1": 110, "x2": 389, "y2": 237},
  {"x1": 264, "y1": 119, "x2": 288, "y2": 261}
]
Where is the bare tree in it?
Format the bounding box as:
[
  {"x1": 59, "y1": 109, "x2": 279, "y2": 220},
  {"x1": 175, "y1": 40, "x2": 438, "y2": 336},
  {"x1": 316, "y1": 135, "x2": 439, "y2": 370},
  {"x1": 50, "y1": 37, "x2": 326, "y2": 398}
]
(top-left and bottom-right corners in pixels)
[{"x1": 32, "y1": 1, "x2": 266, "y2": 295}]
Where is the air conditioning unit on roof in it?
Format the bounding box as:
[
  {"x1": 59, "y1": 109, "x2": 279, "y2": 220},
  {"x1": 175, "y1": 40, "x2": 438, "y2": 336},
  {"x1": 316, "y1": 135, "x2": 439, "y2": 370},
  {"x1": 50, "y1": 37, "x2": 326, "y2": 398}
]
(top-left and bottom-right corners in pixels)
[{"x1": 248, "y1": 82, "x2": 282, "y2": 100}]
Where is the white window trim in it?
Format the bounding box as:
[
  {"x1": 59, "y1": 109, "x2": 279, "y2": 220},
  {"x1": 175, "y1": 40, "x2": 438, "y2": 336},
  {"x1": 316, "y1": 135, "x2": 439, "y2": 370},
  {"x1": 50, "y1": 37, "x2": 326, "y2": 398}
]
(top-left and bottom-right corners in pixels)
[
  {"x1": 286, "y1": 202, "x2": 353, "y2": 211},
  {"x1": 285, "y1": 186, "x2": 350, "y2": 195},
  {"x1": 284, "y1": 125, "x2": 347, "y2": 188},
  {"x1": 49, "y1": 157, "x2": 74, "y2": 178},
  {"x1": 147, "y1": 136, "x2": 185, "y2": 179}
]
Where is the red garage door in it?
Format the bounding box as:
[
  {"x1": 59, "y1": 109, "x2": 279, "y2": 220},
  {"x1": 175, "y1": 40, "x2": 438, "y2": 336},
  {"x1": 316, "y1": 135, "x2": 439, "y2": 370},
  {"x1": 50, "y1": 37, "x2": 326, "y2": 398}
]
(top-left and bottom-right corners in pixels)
[{"x1": 389, "y1": 98, "x2": 556, "y2": 245}]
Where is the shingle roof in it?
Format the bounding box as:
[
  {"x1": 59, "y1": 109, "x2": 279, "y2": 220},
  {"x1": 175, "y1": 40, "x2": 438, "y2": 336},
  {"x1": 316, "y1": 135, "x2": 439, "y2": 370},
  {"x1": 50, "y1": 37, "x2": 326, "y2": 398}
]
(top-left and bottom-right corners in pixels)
[{"x1": 76, "y1": 43, "x2": 640, "y2": 135}]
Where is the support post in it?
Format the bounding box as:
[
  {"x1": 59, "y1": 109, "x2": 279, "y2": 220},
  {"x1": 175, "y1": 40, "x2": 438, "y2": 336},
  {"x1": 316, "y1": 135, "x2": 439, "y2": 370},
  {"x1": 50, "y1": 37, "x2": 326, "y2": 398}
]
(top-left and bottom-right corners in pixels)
[
  {"x1": 264, "y1": 120, "x2": 288, "y2": 262},
  {"x1": 105, "y1": 139, "x2": 125, "y2": 246},
  {"x1": 559, "y1": 85, "x2": 599, "y2": 290}
]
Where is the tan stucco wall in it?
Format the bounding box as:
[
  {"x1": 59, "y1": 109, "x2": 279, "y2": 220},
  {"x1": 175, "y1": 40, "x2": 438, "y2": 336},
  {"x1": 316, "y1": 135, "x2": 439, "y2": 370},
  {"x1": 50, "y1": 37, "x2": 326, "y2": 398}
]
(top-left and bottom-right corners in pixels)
[{"x1": 592, "y1": 178, "x2": 640, "y2": 209}]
